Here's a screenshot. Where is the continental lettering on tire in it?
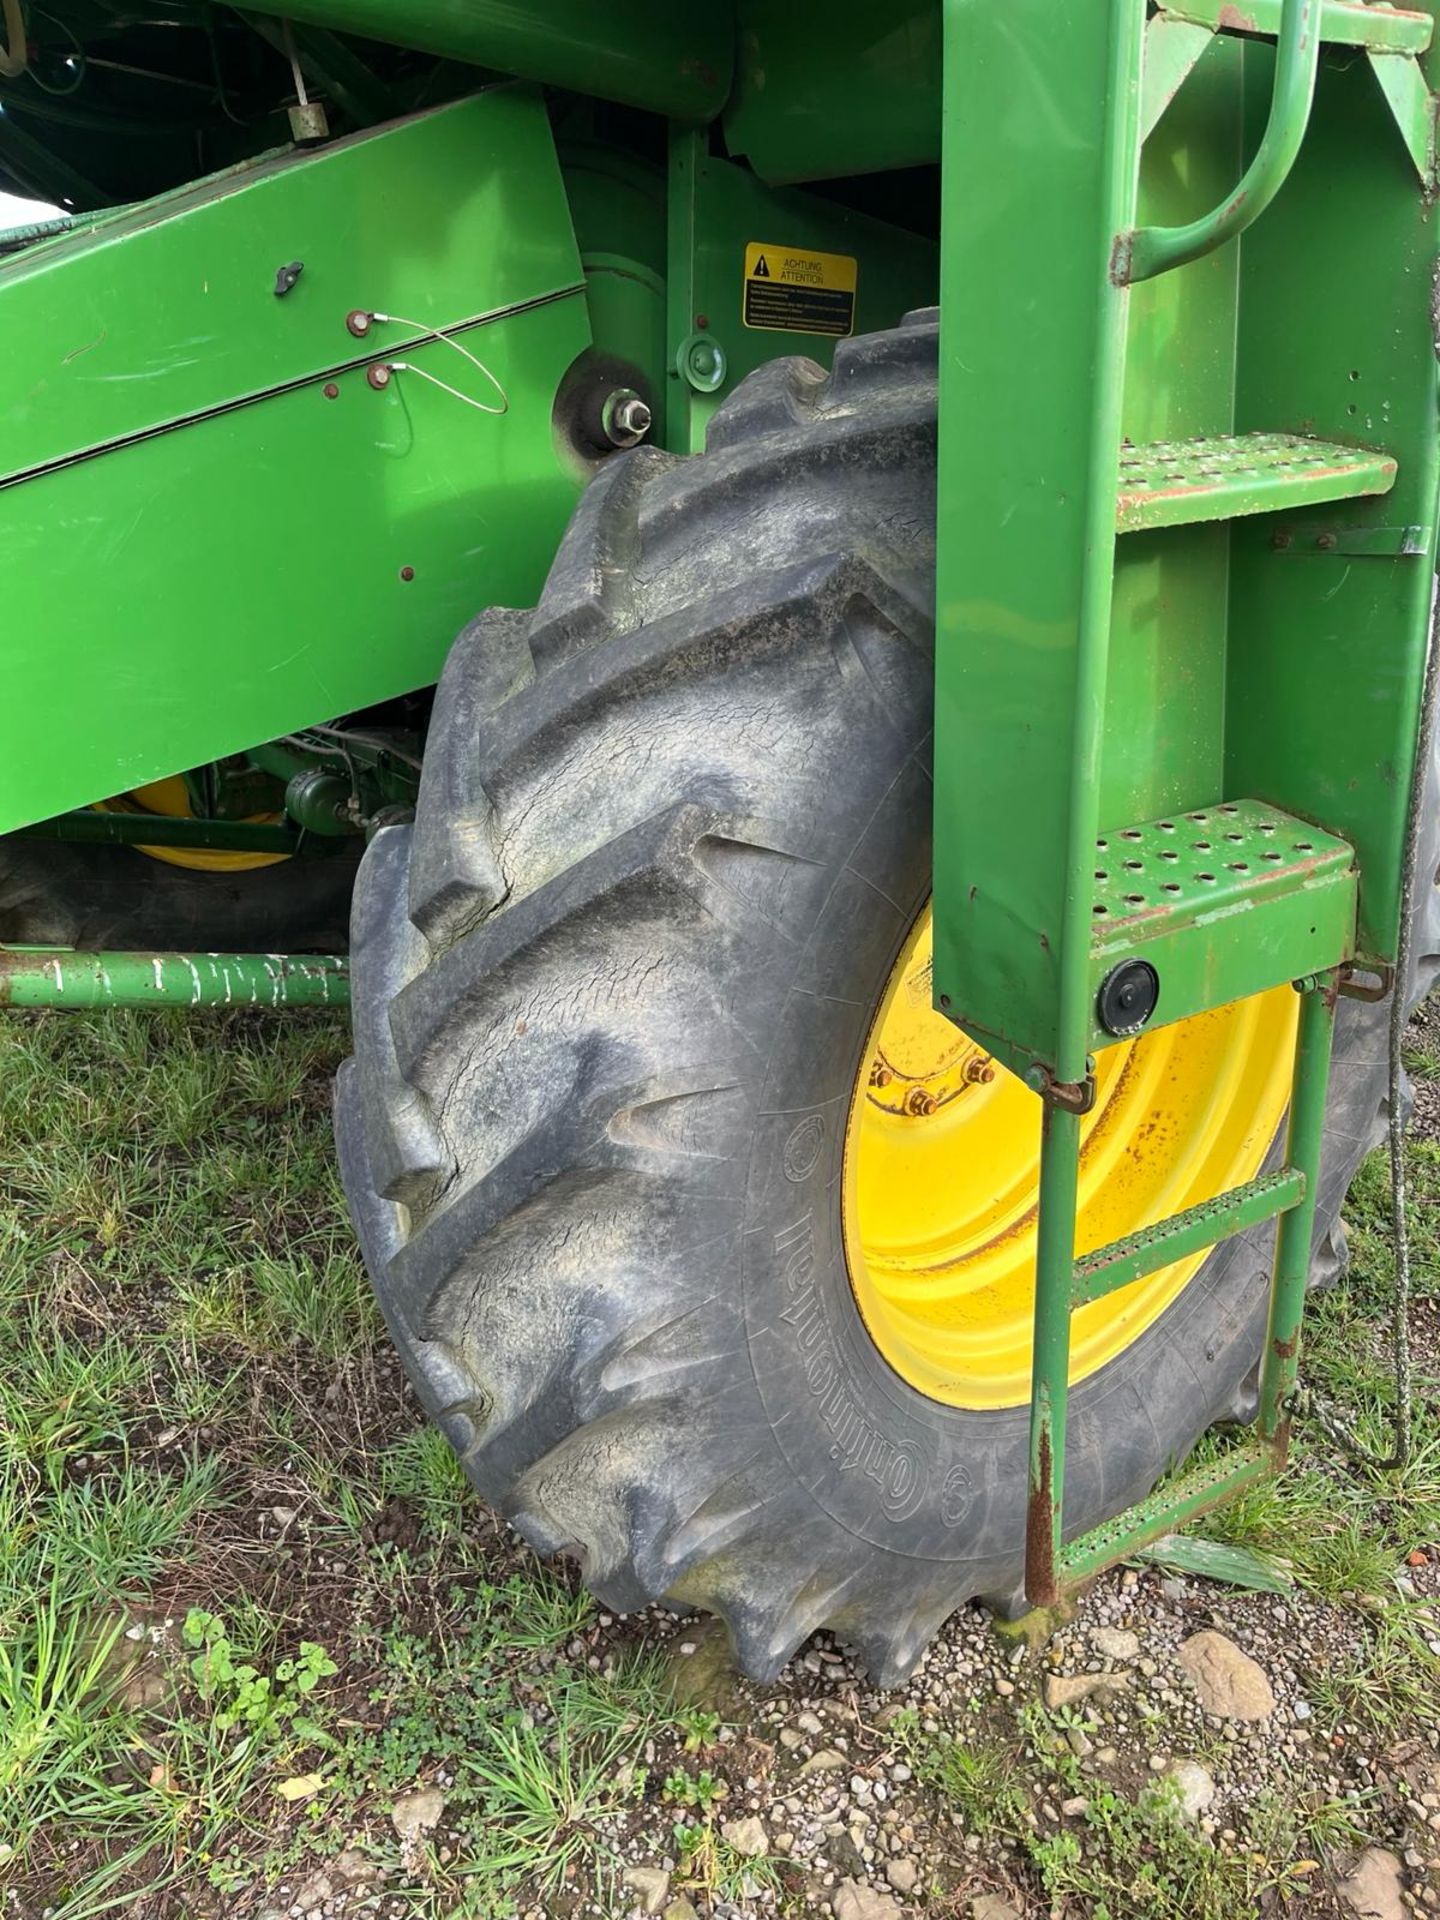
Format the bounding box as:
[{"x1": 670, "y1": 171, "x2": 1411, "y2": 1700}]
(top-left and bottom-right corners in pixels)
[
  {"x1": 743, "y1": 242, "x2": 857, "y2": 338},
  {"x1": 774, "y1": 1214, "x2": 927, "y2": 1521}
]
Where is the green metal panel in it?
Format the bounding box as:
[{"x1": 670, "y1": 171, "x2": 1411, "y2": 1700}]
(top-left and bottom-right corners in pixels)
[
  {"x1": 0, "y1": 91, "x2": 594, "y2": 837},
  {"x1": 663, "y1": 134, "x2": 938, "y2": 454},
  {"x1": 725, "y1": 0, "x2": 941, "y2": 185},
  {"x1": 0, "y1": 91, "x2": 579, "y2": 484},
  {"x1": 932, "y1": 0, "x2": 1144, "y2": 1085},
  {"x1": 1228, "y1": 33, "x2": 1440, "y2": 967},
  {"x1": 214, "y1": 0, "x2": 733, "y2": 121},
  {"x1": 1, "y1": 295, "x2": 588, "y2": 836},
  {"x1": 1104, "y1": 44, "x2": 1244, "y2": 838}
]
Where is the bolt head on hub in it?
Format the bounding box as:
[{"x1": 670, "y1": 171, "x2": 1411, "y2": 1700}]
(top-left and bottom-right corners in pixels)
[{"x1": 601, "y1": 388, "x2": 653, "y2": 449}]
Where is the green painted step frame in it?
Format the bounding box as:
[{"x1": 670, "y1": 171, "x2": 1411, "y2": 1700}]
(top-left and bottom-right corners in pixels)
[{"x1": 932, "y1": 0, "x2": 1440, "y2": 1605}]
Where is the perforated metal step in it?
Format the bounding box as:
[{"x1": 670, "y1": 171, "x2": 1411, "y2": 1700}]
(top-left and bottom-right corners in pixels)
[
  {"x1": 1116, "y1": 432, "x2": 1396, "y2": 532},
  {"x1": 1087, "y1": 799, "x2": 1357, "y2": 1044}
]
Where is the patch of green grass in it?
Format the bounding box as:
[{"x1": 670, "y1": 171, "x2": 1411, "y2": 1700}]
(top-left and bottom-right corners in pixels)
[
  {"x1": 460, "y1": 1711, "x2": 640, "y2": 1895},
  {"x1": 672, "y1": 1818, "x2": 782, "y2": 1906},
  {"x1": 1026, "y1": 1779, "x2": 1364, "y2": 1920},
  {"x1": 1306, "y1": 1607, "x2": 1440, "y2": 1738}
]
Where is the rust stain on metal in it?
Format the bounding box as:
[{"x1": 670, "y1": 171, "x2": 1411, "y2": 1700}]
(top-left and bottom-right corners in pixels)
[
  {"x1": 1026, "y1": 1427, "x2": 1058, "y2": 1608},
  {"x1": 1271, "y1": 1330, "x2": 1298, "y2": 1360},
  {"x1": 1217, "y1": 4, "x2": 1261, "y2": 30}
]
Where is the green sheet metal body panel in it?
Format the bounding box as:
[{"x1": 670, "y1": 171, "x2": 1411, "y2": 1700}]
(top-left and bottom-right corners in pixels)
[
  {"x1": 664, "y1": 131, "x2": 938, "y2": 453},
  {"x1": 0, "y1": 75, "x2": 937, "y2": 837},
  {"x1": 0, "y1": 88, "x2": 591, "y2": 836},
  {"x1": 1, "y1": 89, "x2": 582, "y2": 483}
]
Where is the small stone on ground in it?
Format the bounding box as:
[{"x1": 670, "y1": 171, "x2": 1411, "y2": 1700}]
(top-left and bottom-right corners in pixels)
[
  {"x1": 1336, "y1": 1847, "x2": 1406, "y2": 1920},
  {"x1": 1176, "y1": 1629, "x2": 1276, "y2": 1720}
]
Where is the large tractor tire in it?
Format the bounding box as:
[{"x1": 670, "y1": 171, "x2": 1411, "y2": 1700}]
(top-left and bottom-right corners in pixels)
[{"x1": 336, "y1": 310, "x2": 1440, "y2": 1683}]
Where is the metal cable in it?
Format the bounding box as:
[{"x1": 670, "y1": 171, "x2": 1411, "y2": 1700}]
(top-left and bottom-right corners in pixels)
[
  {"x1": 371, "y1": 312, "x2": 509, "y2": 416},
  {"x1": 1297, "y1": 586, "x2": 1439, "y2": 1470}
]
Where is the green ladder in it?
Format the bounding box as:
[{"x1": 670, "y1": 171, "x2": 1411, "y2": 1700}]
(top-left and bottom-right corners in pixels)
[{"x1": 932, "y1": 0, "x2": 1440, "y2": 1605}]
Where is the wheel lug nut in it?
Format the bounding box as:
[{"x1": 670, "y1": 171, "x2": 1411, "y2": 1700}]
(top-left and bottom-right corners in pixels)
[
  {"x1": 869, "y1": 1062, "x2": 893, "y2": 1088},
  {"x1": 964, "y1": 1056, "x2": 996, "y2": 1085},
  {"x1": 904, "y1": 1087, "x2": 938, "y2": 1117}
]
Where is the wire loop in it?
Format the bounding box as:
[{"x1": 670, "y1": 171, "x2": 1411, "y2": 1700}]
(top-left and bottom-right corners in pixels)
[{"x1": 370, "y1": 312, "x2": 508, "y2": 416}]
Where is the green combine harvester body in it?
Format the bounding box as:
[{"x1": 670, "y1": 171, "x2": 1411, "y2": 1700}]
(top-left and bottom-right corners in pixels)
[{"x1": 3, "y1": 0, "x2": 1436, "y2": 1660}]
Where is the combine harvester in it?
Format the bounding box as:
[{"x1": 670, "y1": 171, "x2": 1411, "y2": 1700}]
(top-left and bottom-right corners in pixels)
[{"x1": 2, "y1": 0, "x2": 1435, "y2": 1679}]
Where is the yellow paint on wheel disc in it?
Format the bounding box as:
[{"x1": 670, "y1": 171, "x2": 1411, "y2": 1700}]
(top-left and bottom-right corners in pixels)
[
  {"x1": 96, "y1": 776, "x2": 289, "y2": 873},
  {"x1": 842, "y1": 903, "x2": 1296, "y2": 1410}
]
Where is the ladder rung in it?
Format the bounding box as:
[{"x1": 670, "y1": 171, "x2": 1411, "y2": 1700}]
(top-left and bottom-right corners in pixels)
[
  {"x1": 1157, "y1": 0, "x2": 1433, "y2": 54},
  {"x1": 1116, "y1": 432, "x2": 1396, "y2": 533},
  {"x1": 1072, "y1": 1167, "x2": 1306, "y2": 1306},
  {"x1": 1055, "y1": 1443, "x2": 1271, "y2": 1590}
]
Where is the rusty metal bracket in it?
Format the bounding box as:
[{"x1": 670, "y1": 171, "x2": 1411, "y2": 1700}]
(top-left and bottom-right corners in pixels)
[
  {"x1": 1028, "y1": 1065, "x2": 1098, "y2": 1115},
  {"x1": 1337, "y1": 962, "x2": 1395, "y2": 1002}
]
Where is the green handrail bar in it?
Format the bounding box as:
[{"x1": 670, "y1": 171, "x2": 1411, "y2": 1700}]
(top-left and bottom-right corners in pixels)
[{"x1": 1120, "y1": 0, "x2": 1322, "y2": 282}]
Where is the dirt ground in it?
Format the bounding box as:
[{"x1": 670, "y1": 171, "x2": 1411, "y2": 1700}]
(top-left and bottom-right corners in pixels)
[{"x1": 0, "y1": 1002, "x2": 1435, "y2": 1920}]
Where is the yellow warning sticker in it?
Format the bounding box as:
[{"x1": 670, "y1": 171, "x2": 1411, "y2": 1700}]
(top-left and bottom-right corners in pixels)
[{"x1": 743, "y1": 242, "x2": 857, "y2": 337}]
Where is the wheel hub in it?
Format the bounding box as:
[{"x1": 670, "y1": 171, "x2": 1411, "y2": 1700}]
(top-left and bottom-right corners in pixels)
[{"x1": 842, "y1": 902, "x2": 1296, "y2": 1410}]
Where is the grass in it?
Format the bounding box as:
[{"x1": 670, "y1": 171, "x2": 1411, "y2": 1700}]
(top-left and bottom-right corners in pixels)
[
  {"x1": 0, "y1": 1008, "x2": 687, "y2": 1917},
  {"x1": 1, "y1": 1000, "x2": 1438, "y2": 1915}
]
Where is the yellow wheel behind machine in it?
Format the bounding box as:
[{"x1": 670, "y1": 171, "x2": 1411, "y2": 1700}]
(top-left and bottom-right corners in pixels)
[{"x1": 843, "y1": 905, "x2": 1296, "y2": 1410}]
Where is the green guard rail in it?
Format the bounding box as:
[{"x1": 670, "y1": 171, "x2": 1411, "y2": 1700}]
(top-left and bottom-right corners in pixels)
[{"x1": 1121, "y1": 0, "x2": 1321, "y2": 281}]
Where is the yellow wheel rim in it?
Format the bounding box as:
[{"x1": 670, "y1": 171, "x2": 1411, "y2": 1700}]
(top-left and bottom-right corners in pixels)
[
  {"x1": 842, "y1": 903, "x2": 1297, "y2": 1410},
  {"x1": 95, "y1": 776, "x2": 289, "y2": 874}
]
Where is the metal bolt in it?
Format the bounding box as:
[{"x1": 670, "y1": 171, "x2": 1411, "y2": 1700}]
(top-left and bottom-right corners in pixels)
[
  {"x1": 323, "y1": 382, "x2": 340, "y2": 400},
  {"x1": 399, "y1": 565, "x2": 415, "y2": 583},
  {"x1": 366, "y1": 362, "x2": 392, "y2": 390},
  {"x1": 600, "y1": 388, "x2": 653, "y2": 449},
  {"x1": 1316, "y1": 531, "x2": 1338, "y2": 551},
  {"x1": 868, "y1": 1061, "x2": 893, "y2": 1088},
  {"x1": 1271, "y1": 529, "x2": 1292, "y2": 551},
  {"x1": 904, "y1": 1087, "x2": 939, "y2": 1117},
  {"x1": 347, "y1": 309, "x2": 374, "y2": 339},
  {"x1": 963, "y1": 1056, "x2": 996, "y2": 1085}
]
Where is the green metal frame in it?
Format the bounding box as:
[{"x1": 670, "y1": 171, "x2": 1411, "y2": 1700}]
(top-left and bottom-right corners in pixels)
[{"x1": 933, "y1": 0, "x2": 1440, "y2": 1603}]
